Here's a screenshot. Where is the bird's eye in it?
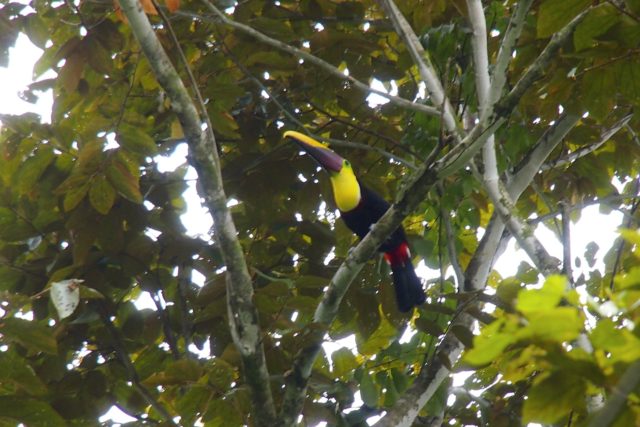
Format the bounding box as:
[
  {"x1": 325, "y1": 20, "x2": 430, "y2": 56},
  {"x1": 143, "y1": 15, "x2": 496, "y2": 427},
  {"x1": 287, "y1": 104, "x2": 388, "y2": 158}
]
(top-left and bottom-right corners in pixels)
[{"x1": 344, "y1": 160, "x2": 351, "y2": 167}]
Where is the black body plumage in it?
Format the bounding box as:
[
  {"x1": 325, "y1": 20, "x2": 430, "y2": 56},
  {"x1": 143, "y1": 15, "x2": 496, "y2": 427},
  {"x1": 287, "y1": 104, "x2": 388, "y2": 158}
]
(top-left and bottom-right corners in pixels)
[{"x1": 340, "y1": 185, "x2": 426, "y2": 312}]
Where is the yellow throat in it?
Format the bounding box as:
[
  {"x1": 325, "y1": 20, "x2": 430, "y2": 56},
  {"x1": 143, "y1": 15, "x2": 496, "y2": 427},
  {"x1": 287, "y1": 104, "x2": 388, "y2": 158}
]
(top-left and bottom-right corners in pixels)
[{"x1": 329, "y1": 161, "x2": 361, "y2": 212}]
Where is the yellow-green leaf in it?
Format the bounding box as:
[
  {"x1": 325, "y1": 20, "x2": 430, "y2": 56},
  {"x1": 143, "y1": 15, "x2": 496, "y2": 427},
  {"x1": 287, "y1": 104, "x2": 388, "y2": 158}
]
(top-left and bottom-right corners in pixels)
[
  {"x1": 519, "y1": 307, "x2": 583, "y2": 342},
  {"x1": 0, "y1": 396, "x2": 66, "y2": 427},
  {"x1": 106, "y1": 156, "x2": 142, "y2": 203},
  {"x1": 360, "y1": 371, "x2": 377, "y2": 407},
  {"x1": 0, "y1": 318, "x2": 57, "y2": 354},
  {"x1": 331, "y1": 347, "x2": 358, "y2": 378},
  {"x1": 522, "y1": 371, "x2": 585, "y2": 424},
  {"x1": 89, "y1": 175, "x2": 116, "y2": 215},
  {"x1": 117, "y1": 124, "x2": 157, "y2": 156},
  {"x1": 464, "y1": 318, "x2": 517, "y2": 366},
  {"x1": 573, "y1": 4, "x2": 619, "y2": 51},
  {"x1": 516, "y1": 275, "x2": 567, "y2": 314},
  {"x1": 16, "y1": 145, "x2": 54, "y2": 195},
  {"x1": 62, "y1": 180, "x2": 90, "y2": 212}
]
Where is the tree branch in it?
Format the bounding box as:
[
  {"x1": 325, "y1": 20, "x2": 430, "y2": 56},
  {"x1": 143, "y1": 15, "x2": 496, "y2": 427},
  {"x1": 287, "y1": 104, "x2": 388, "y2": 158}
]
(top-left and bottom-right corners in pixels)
[
  {"x1": 382, "y1": 88, "x2": 585, "y2": 427},
  {"x1": 496, "y1": 7, "x2": 592, "y2": 116},
  {"x1": 510, "y1": 114, "x2": 581, "y2": 194},
  {"x1": 118, "y1": 1, "x2": 277, "y2": 424},
  {"x1": 377, "y1": 0, "x2": 460, "y2": 134},
  {"x1": 489, "y1": 0, "x2": 533, "y2": 105},
  {"x1": 100, "y1": 305, "x2": 176, "y2": 424},
  {"x1": 483, "y1": 171, "x2": 561, "y2": 275},
  {"x1": 587, "y1": 360, "x2": 640, "y2": 427},
  {"x1": 201, "y1": 0, "x2": 440, "y2": 116},
  {"x1": 541, "y1": 113, "x2": 633, "y2": 171},
  {"x1": 438, "y1": 184, "x2": 465, "y2": 289},
  {"x1": 376, "y1": 313, "x2": 473, "y2": 427},
  {"x1": 561, "y1": 201, "x2": 573, "y2": 283}
]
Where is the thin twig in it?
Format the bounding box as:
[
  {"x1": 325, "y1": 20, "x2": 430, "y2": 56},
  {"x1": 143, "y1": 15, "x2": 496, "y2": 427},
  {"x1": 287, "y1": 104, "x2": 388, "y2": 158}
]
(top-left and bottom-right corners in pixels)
[
  {"x1": 99, "y1": 304, "x2": 177, "y2": 424},
  {"x1": 541, "y1": 113, "x2": 633, "y2": 171},
  {"x1": 437, "y1": 183, "x2": 465, "y2": 289},
  {"x1": 561, "y1": 201, "x2": 573, "y2": 284},
  {"x1": 610, "y1": 178, "x2": 640, "y2": 289}
]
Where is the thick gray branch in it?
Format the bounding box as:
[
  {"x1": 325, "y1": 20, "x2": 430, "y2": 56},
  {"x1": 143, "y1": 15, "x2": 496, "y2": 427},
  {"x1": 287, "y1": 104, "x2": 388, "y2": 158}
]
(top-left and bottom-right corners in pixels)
[
  {"x1": 510, "y1": 114, "x2": 581, "y2": 195},
  {"x1": 489, "y1": 0, "x2": 533, "y2": 105},
  {"x1": 118, "y1": 1, "x2": 277, "y2": 424},
  {"x1": 377, "y1": 0, "x2": 459, "y2": 133},
  {"x1": 382, "y1": 68, "x2": 586, "y2": 427}
]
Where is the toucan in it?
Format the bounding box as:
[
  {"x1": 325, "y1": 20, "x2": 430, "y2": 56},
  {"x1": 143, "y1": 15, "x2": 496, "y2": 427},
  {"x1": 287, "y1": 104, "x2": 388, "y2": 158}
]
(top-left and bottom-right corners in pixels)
[{"x1": 284, "y1": 131, "x2": 426, "y2": 312}]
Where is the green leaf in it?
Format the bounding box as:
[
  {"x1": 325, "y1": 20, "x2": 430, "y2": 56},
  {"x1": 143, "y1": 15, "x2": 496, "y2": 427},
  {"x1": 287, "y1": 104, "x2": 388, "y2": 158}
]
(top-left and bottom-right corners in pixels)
[
  {"x1": 383, "y1": 375, "x2": 399, "y2": 407},
  {"x1": 23, "y1": 14, "x2": 49, "y2": 49},
  {"x1": 0, "y1": 396, "x2": 66, "y2": 426},
  {"x1": 614, "y1": 266, "x2": 640, "y2": 290},
  {"x1": 207, "y1": 358, "x2": 235, "y2": 391},
  {"x1": 106, "y1": 153, "x2": 142, "y2": 203},
  {"x1": 415, "y1": 317, "x2": 445, "y2": 337},
  {"x1": 590, "y1": 318, "x2": 640, "y2": 363},
  {"x1": 359, "y1": 371, "x2": 377, "y2": 407},
  {"x1": 0, "y1": 351, "x2": 47, "y2": 396},
  {"x1": 0, "y1": 318, "x2": 57, "y2": 354},
  {"x1": 331, "y1": 347, "x2": 358, "y2": 378},
  {"x1": 619, "y1": 228, "x2": 640, "y2": 246},
  {"x1": 519, "y1": 307, "x2": 583, "y2": 342},
  {"x1": 177, "y1": 385, "x2": 211, "y2": 424},
  {"x1": 117, "y1": 124, "x2": 158, "y2": 156},
  {"x1": 573, "y1": 4, "x2": 619, "y2": 51},
  {"x1": 464, "y1": 318, "x2": 516, "y2": 366},
  {"x1": 16, "y1": 145, "x2": 54, "y2": 195},
  {"x1": 424, "y1": 377, "x2": 451, "y2": 417},
  {"x1": 515, "y1": 262, "x2": 539, "y2": 284},
  {"x1": 581, "y1": 65, "x2": 617, "y2": 120},
  {"x1": 515, "y1": 275, "x2": 567, "y2": 314},
  {"x1": 85, "y1": 36, "x2": 113, "y2": 75},
  {"x1": 62, "y1": 179, "x2": 90, "y2": 212},
  {"x1": 537, "y1": 0, "x2": 591, "y2": 38},
  {"x1": 522, "y1": 371, "x2": 586, "y2": 424},
  {"x1": 203, "y1": 399, "x2": 242, "y2": 426},
  {"x1": 356, "y1": 315, "x2": 397, "y2": 356},
  {"x1": 58, "y1": 52, "x2": 85, "y2": 92},
  {"x1": 89, "y1": 175, "x2": 116, "y2": 215}
]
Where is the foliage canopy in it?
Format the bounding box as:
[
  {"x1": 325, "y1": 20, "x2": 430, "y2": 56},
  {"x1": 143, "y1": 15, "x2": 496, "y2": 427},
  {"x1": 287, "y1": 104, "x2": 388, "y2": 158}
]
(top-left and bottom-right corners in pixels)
[{"x1": 0, "y1": 0, "x2": 639, "y2": 426}]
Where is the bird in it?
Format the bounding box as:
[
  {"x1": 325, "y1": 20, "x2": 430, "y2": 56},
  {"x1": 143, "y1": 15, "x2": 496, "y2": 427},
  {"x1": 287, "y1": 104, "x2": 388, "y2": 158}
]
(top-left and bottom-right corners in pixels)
[{"x1": 284, "y1": 130, "x2": 426, "y2": 312}]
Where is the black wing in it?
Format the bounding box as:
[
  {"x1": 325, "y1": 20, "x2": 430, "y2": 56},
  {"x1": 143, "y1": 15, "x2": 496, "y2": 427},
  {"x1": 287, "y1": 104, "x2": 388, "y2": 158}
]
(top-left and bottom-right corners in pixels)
[{"x1": 340, "y1": 185, "x2": 407, "y2": 252}]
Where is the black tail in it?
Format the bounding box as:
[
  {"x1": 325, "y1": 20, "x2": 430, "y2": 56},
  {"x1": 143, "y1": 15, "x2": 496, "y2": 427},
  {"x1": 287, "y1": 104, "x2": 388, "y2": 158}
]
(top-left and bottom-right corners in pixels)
[{"x1": 390, "y1": 262, "x2": 426, "y2": 312}]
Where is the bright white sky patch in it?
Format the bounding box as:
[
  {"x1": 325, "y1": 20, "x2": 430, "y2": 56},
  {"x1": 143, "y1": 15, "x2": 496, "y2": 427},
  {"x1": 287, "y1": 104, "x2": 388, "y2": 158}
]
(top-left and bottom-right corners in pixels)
[
  {"x1": 0, "y1": 34, "x2": 53, "y2": 122},
  {"x1": 367, "y1": 79, "x2": 398, "y2": 107}
]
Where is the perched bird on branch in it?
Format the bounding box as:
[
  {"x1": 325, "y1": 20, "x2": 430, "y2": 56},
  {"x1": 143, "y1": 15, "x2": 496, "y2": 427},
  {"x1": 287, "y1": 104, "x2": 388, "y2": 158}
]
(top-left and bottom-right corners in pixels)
[{"x1": 284, "y1": 131, "x2": 426, "y2": 312}]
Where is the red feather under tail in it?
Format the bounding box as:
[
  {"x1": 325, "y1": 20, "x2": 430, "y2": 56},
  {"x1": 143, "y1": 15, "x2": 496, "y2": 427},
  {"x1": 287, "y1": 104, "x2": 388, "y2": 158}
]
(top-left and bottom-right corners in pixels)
[{"x1": 383, "y1": 243, "x2": 426, "y2": 312}]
